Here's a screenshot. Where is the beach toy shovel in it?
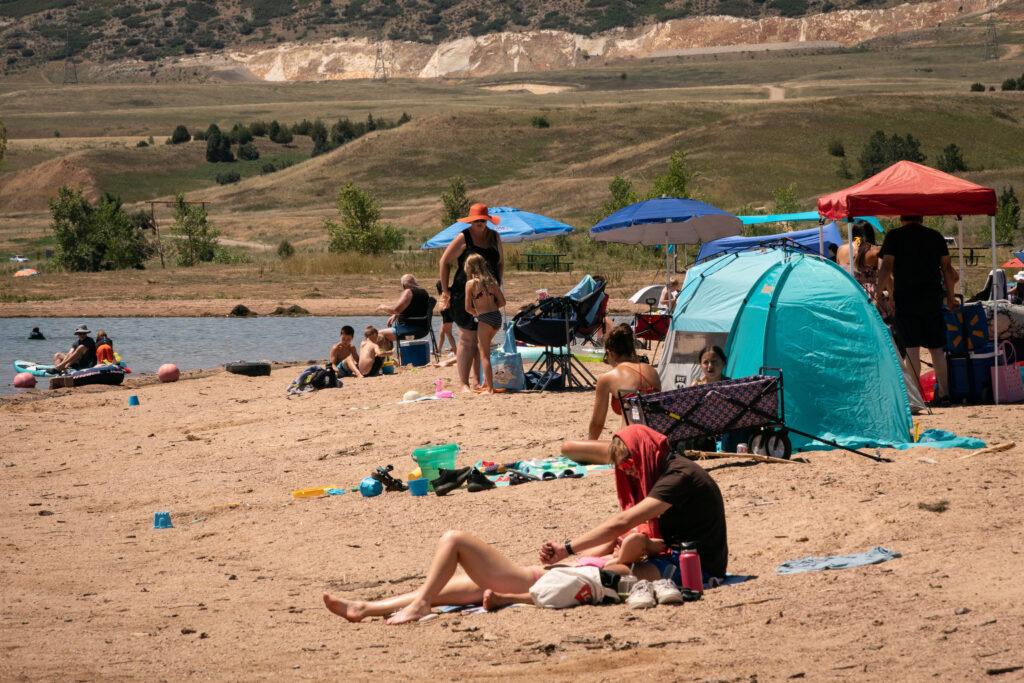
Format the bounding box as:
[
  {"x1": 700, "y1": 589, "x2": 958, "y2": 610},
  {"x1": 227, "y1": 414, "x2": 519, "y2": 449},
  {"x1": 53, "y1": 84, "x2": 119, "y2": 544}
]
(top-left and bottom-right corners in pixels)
[
  {"x1": 153, "y1": 511, "x2": 173, "y2": 529},
  {"x1": 128, "y1": 395, "x2": 140, "y2": 407}
]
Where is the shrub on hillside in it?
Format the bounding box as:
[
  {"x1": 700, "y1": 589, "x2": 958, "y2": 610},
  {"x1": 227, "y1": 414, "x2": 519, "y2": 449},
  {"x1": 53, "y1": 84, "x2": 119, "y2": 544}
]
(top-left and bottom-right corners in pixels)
[
  {"x1": 602, "y1": 176, "x2": 638, "y2": 217},
  {"x1": 229, "y1": 123, "x2": 253, "y2": 145},
  {"x1": 1001, "y1": 78, "x2": 1018, "y2": 91},
  {"x1": 936, "y1": 143, "x2": 968, "y2": 173},
  {"x1": 828, "y1": 138, "x2": 845, "y2": 157},
  {"x1": 996, "y1": 186, "x2": 1020, "y2": 244},
  {"x1": 292, "y1": 119, "x2": 313, "y2": 136},
  {"x1": 49, "y1": 187, "x2": 153, "y2": 271},
  {"x1": 277, "y1": 239, "x2": 295, "y2": 259},
  {"x1": 970, "y1": 82, "x2": 986, "y2": 92},
  {"x1": 172, "y1": 194, "x2": 219, "y2": 266},
  {"x1": 858, "y1": 130, "x2": 925, "y2": 178},
  {"x1": 136, "y1": 140, "x2": 149, "y2": 147},
  {"x1": 237, "y1": 142, "x2": 260, "y2": 161},
  {"x1": 440, "y1": 176, "x2": 471, "y2": 227},
  {"x1": 310, "y1": 119, "x2": 331, "y2": 157},
  {"x1": 269, "y1": 120, "x2": 293, "y2": 144},
  {"x1": 530, "y1": 115, "x2": 550, "y2": 128},
  {"x1": 170, "y1": 124, "x2": 191, "y2": 144},
  {"x1": 325, "y1": 183, "x2": 403, "y2": 255},
  {"x1": 215, "y1": 171, "x2": 241, "y2": 184},
  {"x1": 205, "y1": 124, "x2": 234, "y2": 162},
  {"x1": 250, "y1": 120, "x2": 268, "y2": 137}
]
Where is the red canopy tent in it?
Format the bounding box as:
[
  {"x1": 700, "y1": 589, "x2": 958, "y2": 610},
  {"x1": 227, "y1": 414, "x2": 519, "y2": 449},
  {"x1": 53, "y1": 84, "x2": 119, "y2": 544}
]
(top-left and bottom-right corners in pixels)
[
  {"x1": 818, "y1": 161, "x2": 1007, "y2": 402},
  {"x1": 818, "y1": 161, "x2": 997, "y2": 219}
]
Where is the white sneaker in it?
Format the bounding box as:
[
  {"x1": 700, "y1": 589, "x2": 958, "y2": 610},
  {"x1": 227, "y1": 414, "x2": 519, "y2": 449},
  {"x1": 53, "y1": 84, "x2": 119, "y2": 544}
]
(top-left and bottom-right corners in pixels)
[
  {"x1": 652, "y1": 579, "x2": 684, "y2": 605},
  {"x1": 626, "y1": 580, "x2": 657, "y2": 609}
]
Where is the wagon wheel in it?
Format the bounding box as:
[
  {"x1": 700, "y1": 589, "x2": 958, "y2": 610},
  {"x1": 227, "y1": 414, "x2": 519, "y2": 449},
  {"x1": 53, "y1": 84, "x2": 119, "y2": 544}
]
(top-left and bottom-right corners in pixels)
[{"x1": 748, "y1": 428, "x2": 792, "y2": 460}]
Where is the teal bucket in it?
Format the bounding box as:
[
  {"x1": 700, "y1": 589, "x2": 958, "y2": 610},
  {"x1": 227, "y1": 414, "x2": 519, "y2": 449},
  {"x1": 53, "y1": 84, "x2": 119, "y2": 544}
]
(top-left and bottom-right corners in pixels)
[{"x1": 411, "y1": 443, "x2": 459, "y2": 491}]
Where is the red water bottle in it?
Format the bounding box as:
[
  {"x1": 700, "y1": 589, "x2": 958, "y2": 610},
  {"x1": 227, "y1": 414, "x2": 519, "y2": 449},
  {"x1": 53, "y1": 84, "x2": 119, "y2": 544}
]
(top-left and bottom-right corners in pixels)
[{"x1": 678, "y1": 542, "x2": 703, "y2": 597}]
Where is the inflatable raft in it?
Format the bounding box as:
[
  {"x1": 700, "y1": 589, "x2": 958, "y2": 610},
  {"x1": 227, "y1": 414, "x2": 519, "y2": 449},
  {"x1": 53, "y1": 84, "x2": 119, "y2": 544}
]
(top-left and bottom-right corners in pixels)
[
  {"x1": 14, "y1": 357, "x2": 131, "y2": 377},
  {"x1": 47, "y1": 364, "x2": 126, "y2": 389}
]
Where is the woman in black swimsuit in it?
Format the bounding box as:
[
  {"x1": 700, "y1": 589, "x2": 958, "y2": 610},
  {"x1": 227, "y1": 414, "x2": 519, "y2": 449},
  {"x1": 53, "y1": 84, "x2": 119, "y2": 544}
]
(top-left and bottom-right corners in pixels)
[{"x1": 438, "y1": 204, "x2": 504, "y2": 392}]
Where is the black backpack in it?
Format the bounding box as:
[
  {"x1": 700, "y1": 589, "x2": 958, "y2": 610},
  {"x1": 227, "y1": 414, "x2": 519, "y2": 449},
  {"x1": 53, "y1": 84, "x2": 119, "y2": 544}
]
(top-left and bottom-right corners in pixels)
[{"x1": 288, "y1": 365, "x2": 340, "y2": 394}]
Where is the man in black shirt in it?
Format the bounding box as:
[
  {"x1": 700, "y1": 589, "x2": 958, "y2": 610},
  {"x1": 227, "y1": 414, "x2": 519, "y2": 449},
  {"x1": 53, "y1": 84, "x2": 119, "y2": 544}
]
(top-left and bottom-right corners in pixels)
[
  {"x1": 53, "y1": 324, "x2": 98, "y2": 372},
  {"x1": 876, "y1": 216, "x2": 958, "y2": 403},
  {"x1": 378, "y1": 273, "x2": 433, "y2": 350}
]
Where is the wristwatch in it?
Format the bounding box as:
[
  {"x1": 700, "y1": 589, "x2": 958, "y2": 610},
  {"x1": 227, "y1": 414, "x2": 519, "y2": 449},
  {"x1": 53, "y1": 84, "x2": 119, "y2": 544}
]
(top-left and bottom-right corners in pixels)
[{"x1": 564, "y1": 540, "x2": 575, "y2": 556}]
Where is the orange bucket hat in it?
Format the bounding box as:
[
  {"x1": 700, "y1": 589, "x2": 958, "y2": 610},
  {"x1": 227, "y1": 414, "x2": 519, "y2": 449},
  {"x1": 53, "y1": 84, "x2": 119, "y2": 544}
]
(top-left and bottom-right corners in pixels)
[{"x1": 459, "y1": 203, "x2": 501, "y2": 225}]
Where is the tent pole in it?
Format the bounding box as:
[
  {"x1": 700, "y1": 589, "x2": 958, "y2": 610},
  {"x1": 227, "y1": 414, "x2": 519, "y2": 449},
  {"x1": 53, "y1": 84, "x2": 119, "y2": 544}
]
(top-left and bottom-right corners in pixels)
[
  {"x1": 991, "y1": 215, "x2": 1000, "y2": 405},
  {"x1": 957, "y1": 218, "x2": 966, "y2": 298},
  {"x1": 818, "y1": 224, "x2": 824, "y2": 257},
  {"x1": 846, "y1": 220, "x2": 854, "y2": 276}
]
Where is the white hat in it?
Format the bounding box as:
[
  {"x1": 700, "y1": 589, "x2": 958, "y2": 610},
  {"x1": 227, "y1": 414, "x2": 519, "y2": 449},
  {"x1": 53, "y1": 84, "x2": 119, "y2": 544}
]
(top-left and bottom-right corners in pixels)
[
  {"x1": 1015, "y1": 271, "x2": 1024, "y2": 282},
  {"x1": 402, "y1": 390, "x2": 422, "y2": 402}
]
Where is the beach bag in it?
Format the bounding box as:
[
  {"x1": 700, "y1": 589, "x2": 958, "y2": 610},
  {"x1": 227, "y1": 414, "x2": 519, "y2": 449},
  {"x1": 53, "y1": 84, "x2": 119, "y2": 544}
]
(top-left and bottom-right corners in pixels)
[
  {"x1": 490, "y1": 322, "x2": 525, "y2": 392},
  {"x1": 529, "y1": 567, "x2": 620, "y2": 609},
  {"x1": 288, "y1": 365, "x2": 340, "y2": 394},
  {"x1": 991, "y1": 342, "x2": 1024, "y2": 403}
]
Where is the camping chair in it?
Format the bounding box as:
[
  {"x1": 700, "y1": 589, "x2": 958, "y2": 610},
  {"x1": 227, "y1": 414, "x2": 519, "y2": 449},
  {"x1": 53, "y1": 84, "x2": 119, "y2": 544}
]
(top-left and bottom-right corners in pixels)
[
  {"x1": 573, "y1": 290, "x2": 609, "y2": 347},
  {"x1": 394, "y1": 296, "x2": 440, "y2": 364},
  {"x1": 512, "y1": 293, "x2": 600, "y2": 392},
  {"x1": 620, "y1": 368, "x2": 885, "y2": 462},
  {"x1": 633, "y1": 312, "x2": 671, "y2": 358}
]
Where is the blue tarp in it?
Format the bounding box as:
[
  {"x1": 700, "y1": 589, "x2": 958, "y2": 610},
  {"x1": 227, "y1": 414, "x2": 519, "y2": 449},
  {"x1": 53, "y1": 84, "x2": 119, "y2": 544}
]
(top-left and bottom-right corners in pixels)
[
  {"x1": 696, "y1": 223, "x2": 844, "y2": 262},
  {"x1": 421, "y1": 207, "x2": 574, "y2": 250}
]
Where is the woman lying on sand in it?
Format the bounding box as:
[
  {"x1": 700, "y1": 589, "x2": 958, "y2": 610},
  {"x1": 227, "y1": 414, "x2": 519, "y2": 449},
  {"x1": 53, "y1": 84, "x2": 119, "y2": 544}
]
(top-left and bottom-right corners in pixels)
[{"x1": 324, "y1": 426, "x2": 727, "y2": 624}]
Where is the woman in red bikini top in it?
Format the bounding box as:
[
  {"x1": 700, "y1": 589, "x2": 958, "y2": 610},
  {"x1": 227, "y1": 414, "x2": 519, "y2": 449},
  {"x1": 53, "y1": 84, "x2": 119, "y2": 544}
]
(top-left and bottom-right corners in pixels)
[{"x1": 587, "y1": 323, "x2": 661, "y2": 440}]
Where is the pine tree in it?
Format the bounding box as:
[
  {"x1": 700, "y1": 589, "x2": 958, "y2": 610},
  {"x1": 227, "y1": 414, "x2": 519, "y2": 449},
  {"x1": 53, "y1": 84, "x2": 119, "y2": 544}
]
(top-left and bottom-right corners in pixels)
[
  {"x1": 996, "y1": 186, "x2": 1021, "y2": 244},
  {"x1": 937, "y1": 143, "x2": 967, "y2": 173}
]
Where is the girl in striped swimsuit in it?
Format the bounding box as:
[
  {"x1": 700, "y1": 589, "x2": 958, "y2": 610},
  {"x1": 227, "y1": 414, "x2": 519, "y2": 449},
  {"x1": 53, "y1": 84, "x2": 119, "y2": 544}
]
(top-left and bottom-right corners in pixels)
[{"x1": 464, "y1": 253, "x2": 506, "y2": 394}]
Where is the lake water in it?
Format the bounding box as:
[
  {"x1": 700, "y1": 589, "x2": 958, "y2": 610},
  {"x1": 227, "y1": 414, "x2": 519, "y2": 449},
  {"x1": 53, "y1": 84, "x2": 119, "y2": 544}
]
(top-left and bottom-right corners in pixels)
[{"x1": 1, "y1": 316, "x2": 448, "y2": 395}]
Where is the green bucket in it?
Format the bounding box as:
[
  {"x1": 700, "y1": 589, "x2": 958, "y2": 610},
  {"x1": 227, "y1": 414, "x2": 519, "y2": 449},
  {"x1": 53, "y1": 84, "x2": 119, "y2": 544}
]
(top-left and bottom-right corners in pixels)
[{"x1": 411, "y1": 443, "x2": 459, "y2": 491}]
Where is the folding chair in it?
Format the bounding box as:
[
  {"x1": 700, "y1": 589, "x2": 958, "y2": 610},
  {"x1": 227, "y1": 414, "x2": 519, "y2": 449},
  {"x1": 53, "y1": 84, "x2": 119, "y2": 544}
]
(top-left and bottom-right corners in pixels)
[
  {"x1": 573, "y1": 291, "x2": 609, "y2": 347},
  {"x1": 394, "y1": 296, "x2": 440, "y2": 364},
  {"x1": 633, "y1": 312, "x2": 671, "y2": 359}
]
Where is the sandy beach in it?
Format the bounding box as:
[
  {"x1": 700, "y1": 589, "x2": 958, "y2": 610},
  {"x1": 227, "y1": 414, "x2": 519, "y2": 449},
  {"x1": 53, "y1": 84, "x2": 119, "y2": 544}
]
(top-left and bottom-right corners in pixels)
[{"x1": 1, "y1": 362, "x2": 1022, "y2": 680}]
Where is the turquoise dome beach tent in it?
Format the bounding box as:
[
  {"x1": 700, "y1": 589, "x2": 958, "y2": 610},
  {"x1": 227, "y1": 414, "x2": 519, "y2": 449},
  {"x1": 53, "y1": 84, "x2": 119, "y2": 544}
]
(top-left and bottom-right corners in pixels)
[{"x1": 659, "y1": 247, "x2": 913, "y2": 451}]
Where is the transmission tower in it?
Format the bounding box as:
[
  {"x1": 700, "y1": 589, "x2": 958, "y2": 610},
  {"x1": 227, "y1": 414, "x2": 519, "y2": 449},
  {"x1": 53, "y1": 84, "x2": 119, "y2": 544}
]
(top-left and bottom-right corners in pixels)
[
  {"x1": 983, "y1": 0, "x2": 998, "y2": 60},
  {"x1": 62, "y1": 27, "x2": 78, "y2": 85},
  {"x1": 372, "y1": 39, "x2": 390, "y2": 82}
]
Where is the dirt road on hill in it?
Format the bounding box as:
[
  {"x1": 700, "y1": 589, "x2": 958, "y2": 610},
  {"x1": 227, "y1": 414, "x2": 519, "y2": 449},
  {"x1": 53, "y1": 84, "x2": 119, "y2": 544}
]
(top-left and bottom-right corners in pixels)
[{"x1": 1, "y1": 362, "x2": 1022, "y2": 680}]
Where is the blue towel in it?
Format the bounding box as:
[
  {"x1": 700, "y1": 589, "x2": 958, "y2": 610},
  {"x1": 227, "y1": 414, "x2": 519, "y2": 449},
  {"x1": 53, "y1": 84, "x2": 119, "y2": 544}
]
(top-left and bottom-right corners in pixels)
[
  {"x1": 777, "y1": 547, "x2": 901, "y2": 575},
  {"x1": 892, "y1": 429, "x2": 985, "y2": 450}
]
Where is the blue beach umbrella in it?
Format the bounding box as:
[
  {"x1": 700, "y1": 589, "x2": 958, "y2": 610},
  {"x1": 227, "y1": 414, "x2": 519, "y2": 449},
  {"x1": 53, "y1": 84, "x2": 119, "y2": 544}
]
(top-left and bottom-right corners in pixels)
[
  {"x1": 590, "y1": 197, "x2": 742, "y2": 245},
  {"x1": 421, "y1": 206, "x2": 575, "y2": 250},
  {"x1": 590, "y1": 197, "x2": 742, "y2": 284}
]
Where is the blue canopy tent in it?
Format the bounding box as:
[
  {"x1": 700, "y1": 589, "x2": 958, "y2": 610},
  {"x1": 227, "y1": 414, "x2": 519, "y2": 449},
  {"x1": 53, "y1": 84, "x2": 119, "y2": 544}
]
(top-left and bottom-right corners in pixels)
[
  {"x1": 659, "y1": 247, "x2": 915, "y2": 452},
  {"x1": 421, "y1": 207, "x2": 574, "y2": 249},
  {"x1": 697, "y1": 223, "x2": 844, "y2": 262}
]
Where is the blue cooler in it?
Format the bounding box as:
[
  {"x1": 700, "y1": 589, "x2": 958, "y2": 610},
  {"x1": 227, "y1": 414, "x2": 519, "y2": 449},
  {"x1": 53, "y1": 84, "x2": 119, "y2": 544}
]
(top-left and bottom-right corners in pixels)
[
  {"x1": 949, "y1": 351, "x2": 995, "y2": 402},
  {"x1": 399, "y1": 339, "x2": 431, "y2": 367}
]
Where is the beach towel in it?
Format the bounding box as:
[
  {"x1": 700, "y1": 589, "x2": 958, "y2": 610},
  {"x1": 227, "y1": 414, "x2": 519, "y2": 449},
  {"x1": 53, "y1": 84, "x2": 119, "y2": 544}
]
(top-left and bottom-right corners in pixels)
[
  {"x1": 614, "y1": 425, "x2": 669, "y2": 539},
  {"x1": 776, "y1": 547, "x2": 902, "y2": 575}
]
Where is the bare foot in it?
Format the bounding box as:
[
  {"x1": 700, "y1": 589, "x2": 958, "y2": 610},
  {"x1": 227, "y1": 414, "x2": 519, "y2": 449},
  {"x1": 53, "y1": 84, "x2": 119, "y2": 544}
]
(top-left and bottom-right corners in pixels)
[
  {"x1": 460, "y1": 384, "x2": 474, "y2": 393},
  {"x1": 323, "y1": 592, "x2": 368, "y2": 623},
  {"x1": 482, "y1": 589, "x2": 513, "y2": 611},
  {"x1": 384, "y1": 599, "x2": 432, "y2": 625}
]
